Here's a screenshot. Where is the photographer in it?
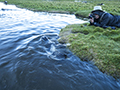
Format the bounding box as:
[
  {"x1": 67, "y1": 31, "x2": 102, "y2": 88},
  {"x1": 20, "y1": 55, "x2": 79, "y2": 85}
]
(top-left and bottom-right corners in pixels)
[{"x1": 89, "y1": 6, "x2": 120, "y2": 29}]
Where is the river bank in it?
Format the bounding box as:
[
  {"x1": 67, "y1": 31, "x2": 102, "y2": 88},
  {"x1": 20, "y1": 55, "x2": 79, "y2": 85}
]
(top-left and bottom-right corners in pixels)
[
  {"x1": 0, "y1": 0, "x2": 120, "y2": 78},
  {"x1": 59, "y1": 23, "x2": 120, "y2": 78}
]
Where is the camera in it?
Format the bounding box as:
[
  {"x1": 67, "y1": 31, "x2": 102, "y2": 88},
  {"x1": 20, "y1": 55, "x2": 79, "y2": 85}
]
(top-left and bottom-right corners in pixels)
[{"x1": 88, "y1": 14, "x2": 95, "y2": 19}]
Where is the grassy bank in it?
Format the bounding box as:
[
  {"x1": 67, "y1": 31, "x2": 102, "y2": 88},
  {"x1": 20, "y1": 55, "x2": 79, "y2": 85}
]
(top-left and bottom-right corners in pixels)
[
  {"x1": 1, "y1": 0, "x2": 120, "y2": 17},
  {"x1": 59, "y1": 23, "x2": 120, "y2": 78},
  {"x1": 0, "y1": 0, "x2": 90, "y2": 14},
  {"x1": 0, "y1": 0, "x2": 120, "y2": 78}
]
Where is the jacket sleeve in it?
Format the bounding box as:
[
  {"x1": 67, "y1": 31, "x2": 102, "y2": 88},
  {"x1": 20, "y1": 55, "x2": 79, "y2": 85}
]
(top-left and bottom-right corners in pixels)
[{"x1": 93, "y1": 22, "x2": 109, "y2": 28}]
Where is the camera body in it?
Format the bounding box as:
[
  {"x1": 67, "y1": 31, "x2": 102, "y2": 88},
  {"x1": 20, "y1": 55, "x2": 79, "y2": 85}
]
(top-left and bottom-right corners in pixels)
[{"x1": 88, "y1": 14, "x2": 95, "y2": 19}]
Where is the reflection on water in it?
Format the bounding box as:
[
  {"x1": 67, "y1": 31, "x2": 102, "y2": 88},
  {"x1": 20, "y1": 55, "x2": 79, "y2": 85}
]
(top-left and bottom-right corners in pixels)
[{"x1": 0, "y1": 2, "x2": 120, "y2": 90}]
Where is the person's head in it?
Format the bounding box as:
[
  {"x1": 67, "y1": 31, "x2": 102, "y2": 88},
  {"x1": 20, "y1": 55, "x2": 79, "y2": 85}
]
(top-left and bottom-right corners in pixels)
[{"x1": 91, "y1": 6, "x2": 104, "y2": 19}]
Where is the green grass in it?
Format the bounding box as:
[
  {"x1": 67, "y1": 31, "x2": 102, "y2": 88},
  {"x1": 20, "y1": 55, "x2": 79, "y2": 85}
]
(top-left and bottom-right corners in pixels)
[
  {"x1": 59, "y1": 23, "x2": 120, "y2": 78},
  {"x1": 0, "y1": 0, "x2": 87, "y2": 13}
]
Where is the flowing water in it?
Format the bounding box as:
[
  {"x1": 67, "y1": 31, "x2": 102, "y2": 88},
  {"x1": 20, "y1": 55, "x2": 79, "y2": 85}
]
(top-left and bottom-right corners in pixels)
[{"x1": 0, "y1": 2, "x2": 120, "y2": 90}]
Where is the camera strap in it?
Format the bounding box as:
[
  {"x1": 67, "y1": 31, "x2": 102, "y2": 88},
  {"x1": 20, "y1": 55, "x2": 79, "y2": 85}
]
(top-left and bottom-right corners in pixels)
[{"x1": 99, "y1": 12, "x2": 107, "y2": 22}]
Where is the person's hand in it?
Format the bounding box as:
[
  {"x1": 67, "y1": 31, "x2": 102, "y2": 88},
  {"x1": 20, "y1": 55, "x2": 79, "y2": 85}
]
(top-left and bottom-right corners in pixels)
[{"x1": 89, "y1": 18, "x2": 94, "y2": 23}]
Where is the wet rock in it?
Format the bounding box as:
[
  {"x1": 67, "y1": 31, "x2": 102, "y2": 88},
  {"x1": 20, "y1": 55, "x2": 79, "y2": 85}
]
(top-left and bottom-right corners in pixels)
[
  {"x1": 4, "y1": 1, "x2": 7, "y2": 5},
  {"x1": 97, "y1": 3, "x2": 104, "y2": 5}
]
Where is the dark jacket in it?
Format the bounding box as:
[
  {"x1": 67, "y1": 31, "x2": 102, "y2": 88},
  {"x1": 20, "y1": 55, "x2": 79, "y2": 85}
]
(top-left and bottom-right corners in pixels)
[{"x1": 90, "y1": 10, "x2": 120, "y2": 29}]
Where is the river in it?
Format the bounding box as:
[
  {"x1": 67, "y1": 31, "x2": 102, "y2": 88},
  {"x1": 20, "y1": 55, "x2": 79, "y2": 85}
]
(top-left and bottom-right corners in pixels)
[{"x1": 0, "y1": 2, "x2": 120, "y2": 90}]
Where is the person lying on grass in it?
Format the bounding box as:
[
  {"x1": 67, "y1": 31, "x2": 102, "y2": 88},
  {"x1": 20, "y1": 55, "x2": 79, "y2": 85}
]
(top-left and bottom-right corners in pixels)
[{"x1": 89, "y1": 6, "x2": 120, "y2": 29}]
